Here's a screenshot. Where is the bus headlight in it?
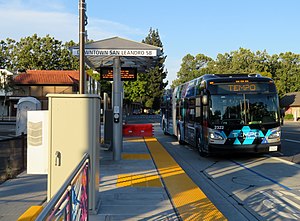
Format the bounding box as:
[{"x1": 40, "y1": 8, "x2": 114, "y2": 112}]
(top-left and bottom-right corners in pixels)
[
  {"x1": 209, "y1": 131, "x2": 224, "y2": 140},
  {"x1": 268, "y1": 127, "x2": 281, "y2": 139}
]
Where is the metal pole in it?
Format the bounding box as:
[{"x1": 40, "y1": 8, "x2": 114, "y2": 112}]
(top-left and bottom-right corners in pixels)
[
  {"x1": 103, "y1": 92, "x2": 108, "y2": 126},
  {"x1": 113, "y1": 57, "x2": 122, "y2": 161},
  {"x1": 103, "y1": 92, "x2": 108, "y2": 143},
  {"x1": 79, "y1": 0, "x2": 86, "y2": 94}
]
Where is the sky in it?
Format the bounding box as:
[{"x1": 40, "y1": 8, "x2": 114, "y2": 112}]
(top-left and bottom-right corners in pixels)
[{"x1": 1, "y1": 0, "x2": 300, "y2": 88}]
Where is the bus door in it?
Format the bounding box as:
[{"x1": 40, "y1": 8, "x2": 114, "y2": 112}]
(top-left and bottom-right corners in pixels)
[
  {"x1": 186, "y1": 98, "x2": 196, "y2": 145},
  {"x1": 202, "y1": 94, "x2": 209, "y2": 148},
  {"x1": 195, "y1": 96, "x2": 203, "y2": 145},
  {"x1": 179, "y1": 99, "x2": 187, "y2": 139},
  {"x1": 166, "y1": 98, "x2": 173, "y2": 133}
]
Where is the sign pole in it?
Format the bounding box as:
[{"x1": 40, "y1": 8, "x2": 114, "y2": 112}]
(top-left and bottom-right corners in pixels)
[
  {"x1": 113, "y1": 57, "x2": 122, "y2": 161},
  {"x1": 79, "y1": 0, "x2": 86, "y2": 94}
]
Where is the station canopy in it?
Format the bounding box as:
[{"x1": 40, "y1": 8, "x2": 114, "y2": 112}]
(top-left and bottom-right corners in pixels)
[{"x1": 71, "y1": 36, "x2": 162, "y2": 72}]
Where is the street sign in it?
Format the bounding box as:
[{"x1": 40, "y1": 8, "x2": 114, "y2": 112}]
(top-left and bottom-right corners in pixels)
[
  {"x1": 72, "y1": 49, "x2": 157, "y2": 57},
  {"x1": 99, "y1": 67, "x2": 137, "y2": 81}
]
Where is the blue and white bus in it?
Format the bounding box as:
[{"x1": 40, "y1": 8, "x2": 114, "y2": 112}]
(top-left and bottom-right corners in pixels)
[{"x1": 161, "y1": 74, "x2": 281, "y2": 156}]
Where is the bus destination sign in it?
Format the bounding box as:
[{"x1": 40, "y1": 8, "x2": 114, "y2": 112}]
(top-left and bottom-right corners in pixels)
[
  {"x1": 215, "y1": 83, "x2": 269, "y2": 93},
  {"x1": 100, "y1": 67, "x2": 137, "y2": 81},
  {"x1": 72, "y1": 49, "x2": 157, "y2": 57}
]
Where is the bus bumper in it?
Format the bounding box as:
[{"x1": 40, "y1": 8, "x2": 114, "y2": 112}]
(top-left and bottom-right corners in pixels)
[{"x1": 208, "y1": 142, "x2": 281, "y2": 154}]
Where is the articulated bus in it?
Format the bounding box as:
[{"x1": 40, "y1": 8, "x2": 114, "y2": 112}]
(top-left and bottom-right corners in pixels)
[{"x1": 161, "y1": 74, "x2": 281, "y2": 156}]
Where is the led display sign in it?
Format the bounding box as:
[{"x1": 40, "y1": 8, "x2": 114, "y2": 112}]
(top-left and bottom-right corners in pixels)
[
  {"x1": 100, "y1": 67, "x2": 137, "y2": 81},
  {"x1": 212, "y1": 83, "x2": 270, "y2": 93}
]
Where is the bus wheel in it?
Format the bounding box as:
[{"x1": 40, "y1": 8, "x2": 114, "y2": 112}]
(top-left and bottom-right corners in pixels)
[{"x1": 177, "y1": 128, "x2": 184, "y2": 145}]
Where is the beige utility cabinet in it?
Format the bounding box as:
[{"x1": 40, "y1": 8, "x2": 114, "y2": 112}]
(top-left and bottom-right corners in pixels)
[{"x1": 47, "y1": 94, "x2": 100, "y2": 211}]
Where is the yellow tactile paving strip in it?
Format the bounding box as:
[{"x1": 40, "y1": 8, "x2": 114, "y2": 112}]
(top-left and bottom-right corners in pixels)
[
  {"x1": 117, "y1": 174, "x2": 162, "y2": 187},
  {"x1": 124, "y1": 137, "x2": 145, "y2": 142},
  {"x1": 144, "y1": 137, "x2": 227, "y2": 221},
  {"x1": 122, "y1": 153, "x2": 151, "y2": 160}
]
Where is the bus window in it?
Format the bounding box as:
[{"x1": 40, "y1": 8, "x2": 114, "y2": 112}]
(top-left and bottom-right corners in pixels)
[
  {"x1": 186, "y1": 80, "x2": 196, "y2": 97},
  {"x1": 181, "y1": 83, "x2": 189, "y2": 98},
  {"x1": 210, "y1": 94, "x2": 279, "y2": 125},
  {"x1": 187, "y1": 98, "x2": 195, "y2": 122}
]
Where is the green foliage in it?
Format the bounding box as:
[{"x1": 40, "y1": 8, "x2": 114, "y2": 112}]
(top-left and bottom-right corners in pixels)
[
  {"x1": 124, "y1": 73, "x2": 148, "y2": 104},
  {"x1": 173, "y1": 54, "x2": 213, "y2": 87},
  {"x1": 86, "y1": 69, "x2": 100, "y2": 81},
  {"x1": 124, "y1": 28, "x2": 168, "y2": 110},
  {"x1": 272, "y1": 52, "x2": 300, "y2": 96},
  {"x1": 0, "y1": 34, "x2": 79, "y2": 71},
  {"x1": 173, "y1": 47, "x2": 300, "y2": 97},
  {"x1": 0, "y1": 38, "x2": 17, "y2": 70},
  {"x1": 284, "y1": 114, "x2": 294, "y2": 120},
  {"x1": 0, "y1": 71, "x2": 14, "y2": 94},
  {"x1": 0, "y1": 71, "x2": 16, "y2": 117}
]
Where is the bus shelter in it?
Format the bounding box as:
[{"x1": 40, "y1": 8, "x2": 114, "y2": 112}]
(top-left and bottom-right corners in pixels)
[{"x1": 71, "y1": 36, "x2": 161, "y2": 160}]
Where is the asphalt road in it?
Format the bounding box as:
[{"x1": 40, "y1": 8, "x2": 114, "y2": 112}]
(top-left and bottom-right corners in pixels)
[
  {"x1": 278, "y1": 121, "x2": 300, "y2": 164},
  {"x1": 0, "y1": 122, "x2": 17, "y2": 140},
  {"x1": 1, "y1": 116, "x2": 299, "y2": 220},
  {"x1": 151, "y1": 120, "x2": 300, "y2": 221},
  {"x1": 126, "y1": 116, "x2": 300, "y2": 165},
  {"x1": 125, "y1": 116, "x2": 300, "y2": 220}
]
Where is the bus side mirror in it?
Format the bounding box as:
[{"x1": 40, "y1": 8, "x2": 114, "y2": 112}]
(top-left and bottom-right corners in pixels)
[{"x1": 202, "y1": 95, "x2": 208, "y2": 106}]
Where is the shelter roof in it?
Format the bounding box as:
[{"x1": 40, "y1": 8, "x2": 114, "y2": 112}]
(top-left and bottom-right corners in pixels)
[
  {"x1": 71, "y1": 36, "x2": 162, "y2": 72},
  {"x1": 280, "y1": 92, "x2": 300, "y2": 107},
  {"x1": 14, "y1": 70, "x2": 79, "y2": 85}
]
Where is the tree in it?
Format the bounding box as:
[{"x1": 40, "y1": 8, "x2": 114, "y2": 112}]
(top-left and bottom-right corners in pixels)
[
  {"x1": 273, "y1": 52, "x2": 300, "y2": 96},
  {"x1": 124, "y1": 28, "x2": 168, "y2": 110},
  {"x1": 60, "y1": 40, "x2": 79, "y2": 70},
  {"x1": 0, "y1": 70, "x2": 16, "y2": 118},
  {"x1": 0, "y1": 38, "x2": 17, "y2": 70},
  {"x1": 11, "y1": 34, "x2": 78, "y2": 71},
  {"x1": 172, "y1": 48, "x2": 282, "y2": 88},
  {"x1": 212, "y1": 48, "x2": 267, "y2": 74},
  {"x1": 172, "y1": 53, "x2": 213, "y2": 87},
  {"x1": 172, "y1": 48, "x2": 300, "y2": 98}
]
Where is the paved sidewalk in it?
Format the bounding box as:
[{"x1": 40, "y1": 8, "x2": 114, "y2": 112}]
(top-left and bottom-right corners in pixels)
[
  {"x1": 91, "y1": 137, "x2": 178, "y2": 220},
  {"x1": 0, "y1": 137, "x2": 178, "y2": 221},
  {"x1": 0, "y1": 172, "x2": 47, "y2": 221}
]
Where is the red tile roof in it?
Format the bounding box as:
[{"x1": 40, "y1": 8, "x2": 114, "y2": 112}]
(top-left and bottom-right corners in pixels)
[{"x1": 14, "y1": 70, "x2": 79, "y2": 85}]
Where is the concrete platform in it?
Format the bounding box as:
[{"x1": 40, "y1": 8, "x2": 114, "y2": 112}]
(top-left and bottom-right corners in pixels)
[
  {"x1": 0, "y1": 136, "x2": 226, "y2": 220},
  {"x1": 90, "y1": 137, "x2": 178, "y2": 220}
]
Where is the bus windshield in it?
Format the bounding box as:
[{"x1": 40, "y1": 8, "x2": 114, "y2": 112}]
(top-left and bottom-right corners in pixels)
[{"x1": 210, "y1": 93, "x2": 279, "y2": 125}]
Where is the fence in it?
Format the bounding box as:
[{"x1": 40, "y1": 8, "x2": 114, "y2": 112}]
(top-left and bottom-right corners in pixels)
[
  {"x1": 0, "y1": 134, "x2": 26, "y2": 182},
  {"x1": 36, "y1": 153, "x2": 89, "y2": 221}
]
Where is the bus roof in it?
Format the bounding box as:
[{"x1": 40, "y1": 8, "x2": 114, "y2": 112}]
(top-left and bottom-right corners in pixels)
[
  {"x1": 201, "y1": 74, "x2": 273, "y2": 82},
  {"x1": 173, "y1": 74, "x2": 276, "y2": 98}
]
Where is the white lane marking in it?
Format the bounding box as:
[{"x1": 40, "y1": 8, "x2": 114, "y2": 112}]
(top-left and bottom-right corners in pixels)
[
  {"x1": 273, "y1": 191, "x2": 300, "y2": 211},
  {"x1": 277, "y1": 190, "x2": 300, "y2": 201},
  {"x1": 283, "y1": 131, "x2": 300, "y2": 135},
  {"x1": 261, "y1": 191, "x2": 300, "y2": 219},
  {"x1": 284, "y1": 139, "x2": 300, "y2": 144},
  {"x1": 270, "y1": 157, "x2": 300, "y2": 169},
  {"x1": 263, "y1": 199, "x2": 298, "y2": 219},
  {"x1": 0, "y1": 135, "x2": 14, "y2": 139}
]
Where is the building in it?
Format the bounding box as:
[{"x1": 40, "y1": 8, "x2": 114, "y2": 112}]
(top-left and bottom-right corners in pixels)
[
  {"x1": 11, "y1": 70, "x2": 79, "y2": 116},
  {"x1": 280, "y1": 92, "x2": 300, "y2": 121}
]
